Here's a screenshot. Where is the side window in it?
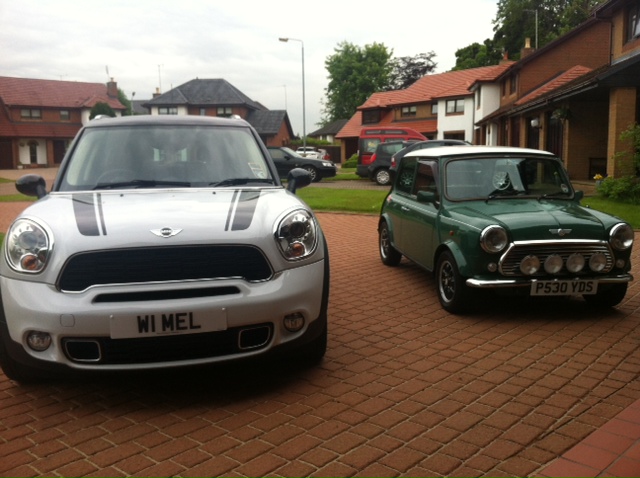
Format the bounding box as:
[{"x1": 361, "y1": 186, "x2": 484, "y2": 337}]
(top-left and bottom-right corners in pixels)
[
  {"x1": 396, "y1": 157, "x2": 417, "y2": 194},
  {"x1": 413, "y1": 162, "x2": 437, "y2": 196},
  {"x1": 270, "y1": 149, "x2": 283, "y2": 160}
]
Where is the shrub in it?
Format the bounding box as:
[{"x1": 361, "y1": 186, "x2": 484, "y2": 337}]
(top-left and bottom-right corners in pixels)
[
  {"x1": 598, "y1": 175, "x2": 640, "y2": 204},
  {"x1": 343, "y1": 154, "x2": 358, "y2": 168}
]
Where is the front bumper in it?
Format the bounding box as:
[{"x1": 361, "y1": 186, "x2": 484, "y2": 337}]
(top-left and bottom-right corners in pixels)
[
  {"x1": 466, "y1": 273, "x2": 633, "y2": 289},
  {"x1": 0, "y1": 259, "x2": 327, "y2": 372}
]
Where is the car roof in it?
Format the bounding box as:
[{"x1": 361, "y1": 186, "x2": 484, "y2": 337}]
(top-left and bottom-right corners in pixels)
[
  {"x1": 405, "y1": 145, "x2": 556, "y2": 159},
  {"x1": 83, "y1": 114, "x2": 250, "y2": 129}
]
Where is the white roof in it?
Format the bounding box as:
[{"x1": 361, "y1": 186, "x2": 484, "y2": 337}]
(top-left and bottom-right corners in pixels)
[{"x1": 406, "y1": 145, "x2": 555, "y2": 159}]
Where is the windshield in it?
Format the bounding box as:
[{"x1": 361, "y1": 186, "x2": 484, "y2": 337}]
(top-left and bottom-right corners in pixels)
[
  {"x1": 58, "y1": 125, "x2": 275, "y2": 191},
  {"x1": 445, "y1": 156, "x2": 573, "y2": 201}
]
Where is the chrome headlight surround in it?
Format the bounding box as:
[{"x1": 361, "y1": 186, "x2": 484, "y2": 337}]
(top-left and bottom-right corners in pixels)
[
  {"x1": 610, "y1": 223, "x2": 634, "y2": 251},
  {"x1": 5, "y1": 218, "x2": 53, "y2": 274},
  {"x1": 275, "y1": 209, "x2": 318, "y2": 260},
  {"x1": 480, "y1": 225, "x2": 509, "y2": 254}
]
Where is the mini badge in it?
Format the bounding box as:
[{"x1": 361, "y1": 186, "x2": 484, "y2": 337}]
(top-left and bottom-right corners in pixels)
[{"x1": 151, "y1": 227, "x2": 183, "y2": 238}]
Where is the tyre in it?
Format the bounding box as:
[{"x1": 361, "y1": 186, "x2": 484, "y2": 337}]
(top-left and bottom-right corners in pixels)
[
  {"x1": 374, "y1": 168, "x2": 391, "y2": 186},
  {"x1": 583, "y1": 283, "x2": 628, "y2": 308},
  {"x1": 303, "y1": 165, "x2": 319, "y2": 182},
  {"x1": 379, "y1": 220, "x2": 402, "y2": 266},
  {"x1": 436, "y1": 251, "x2": 474, "y2": 313}
]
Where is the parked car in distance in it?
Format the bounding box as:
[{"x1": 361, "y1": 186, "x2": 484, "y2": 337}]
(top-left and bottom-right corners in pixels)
[
  {"x1": 296, "y1": 146, "x2": 322, "y2": 159},
  {"x1": 0, "y1": 115, "x2": 329, "y2": 382},
  {"x1": 389, "y1": 139, "x2": 471, "y2": 172},
  {"x1": 367, "y1": 140, "x2": 420, "y2": 186},
  {"x1": 357, "y1": 126, "x2": 426, "y2": 178},
  {"x1": 379, "y1": 146, "x2": 634, "y2": 313},
  {"x1": 268, "y1": 147, "x2": 337, "y2": 182}
]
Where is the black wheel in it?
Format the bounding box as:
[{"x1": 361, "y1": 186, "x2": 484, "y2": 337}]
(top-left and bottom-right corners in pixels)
[
  {"x1": 374, "y1": 168, "x2": 391, "y2": 186},
  {"x1": 303, "y1": 165, "x2": 319, "y2": 182},
  {"x1": 298, "y1": 323, "x2": 327, "y2": 364},
  {"x1": 584, "y1": 283, "x2": 628, "y2": 308},
  {"x1": 379, "y1": 220, "x2": 402, "y2": 266},
  {"x1": 0, "y1": 337, "x2": 42, "y2": 383},
  {"x1": 436, "y1": 251, "x2": 474, "y2": 313}
]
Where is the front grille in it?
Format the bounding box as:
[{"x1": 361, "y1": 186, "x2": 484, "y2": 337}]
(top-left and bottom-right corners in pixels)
[
  {"x1": 61, "y1": 323, "x2": 273, "y2": 364},
  {"x1": 58, "y1": 245, "x2": 272, "y2": 292},
  {"x1": 499, "y1": 241, "x2": 613, "y2": 276}
]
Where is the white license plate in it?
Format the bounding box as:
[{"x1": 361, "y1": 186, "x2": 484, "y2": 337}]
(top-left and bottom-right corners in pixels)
[
  {"x1": 110, "y1": 308, "x2": 228, "y2": 339},
  {"x1": 530, "y1": 280, "x2": 598, "y2": 296}
]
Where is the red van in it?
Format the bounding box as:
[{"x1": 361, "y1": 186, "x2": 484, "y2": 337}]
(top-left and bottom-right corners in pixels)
[{"x1": 356, "y1": 126, "x2": 426, "y2": 177}]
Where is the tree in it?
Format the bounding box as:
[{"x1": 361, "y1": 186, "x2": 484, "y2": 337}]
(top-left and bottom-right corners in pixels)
[
  {"x1": 117, "y1": 88, "x2": 133, "y2": 116},
  {"x1": 89, "y1": 102, "x2": 115, "y2": 119},
  {"x1": 322, "y1": 41, "x2": 393, "y2": 124},
  {"x1": 453, "y1": 39, "x2": 503, "y2": 70},
  {"x1": 385, "y1": 52, "x2": 437, "y2": 90}
]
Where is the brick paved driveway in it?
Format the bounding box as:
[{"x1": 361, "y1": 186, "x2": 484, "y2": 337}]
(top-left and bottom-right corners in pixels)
[{"x1": 1, "y1": 211, "x2": 639, "y2": 477}]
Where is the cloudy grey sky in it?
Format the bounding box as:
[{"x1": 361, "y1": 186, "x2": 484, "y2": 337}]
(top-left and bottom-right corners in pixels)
[{"x1": 0, "y1": 0, "x2": 498, "y2": 135}]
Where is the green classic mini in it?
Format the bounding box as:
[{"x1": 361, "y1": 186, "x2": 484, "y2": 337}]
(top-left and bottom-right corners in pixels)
[{"x1": 378, "y1": 146, "x2": 634, "y2": 313}]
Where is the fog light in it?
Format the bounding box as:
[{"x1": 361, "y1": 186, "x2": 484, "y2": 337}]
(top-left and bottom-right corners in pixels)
[
  {"x1": 520, "y1": 255, "x2": 540, "y2": 275},
  {"x1": 544, "y1": 254, "x2": 563, "y2": 274},
  {"x1": 589, "y1": 253, "x2": 607, "y2": 272},
  {"x1": 27, "y1": 331, "x2": 52, "y2": 351},
  {"x1": 283, "y1": 313, "x2": 305, "y2": 332},
  {"x1": 566, "y1": 253, "x2": 585, "y2": 273},
  {"x1": 487, "y1": 262, "x2": 498, "y2": 272}
]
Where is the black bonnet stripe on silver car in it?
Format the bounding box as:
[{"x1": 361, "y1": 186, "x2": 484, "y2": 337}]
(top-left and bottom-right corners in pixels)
[
  {"x1": 72, "y1": 193, "x2": 107, "y2": 236},
  {"x1": 225, "y1": 190, "x2": 261, "y2": 231}
]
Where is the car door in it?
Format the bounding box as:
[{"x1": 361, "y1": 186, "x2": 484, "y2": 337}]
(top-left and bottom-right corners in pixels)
[
  {"x1": 399, "y1": 161, "x2": 439, "y2": 270},
  {"x1": 268, "y1": 148, "x2": 291, "y2": 177},
  {"x1": 387, "y1": 156, "x2": 418, "y2": 255}
]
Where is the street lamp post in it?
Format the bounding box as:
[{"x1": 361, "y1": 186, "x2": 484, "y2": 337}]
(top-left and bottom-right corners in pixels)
[{"x1": 279, "y1": 37, "x2": 306, "y2": 151}]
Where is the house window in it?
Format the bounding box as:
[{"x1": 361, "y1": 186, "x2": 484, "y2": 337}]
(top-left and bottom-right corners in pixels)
[
  {"x1": 446, "y1": 99, "x2": 465, "y2": 115},
  {"x1": 476, "y1": 88, "x2": 481, "y2": 109},
  {"x1": 431, "y1": 103, "x2": 438, "y2": 115},
  {"x1": 60, "y1": 110, "x2": 70, "y2": 121},
  {"x1": 28, "y1": 141, "x2": 38, "y2": 164},
  {"x1": 217, "y1": 107, "x2": 232, "y2": 118},
  {"x1": 628, "y1": 3, "x2": 640, "y2": 41},
  {"x1": 510, "y1": 74, "x2": 518, "y2": 95},
  {"x1": 21, "y1": 109, "x2": 42, "y2": 119},
  {"x1": 158, "y1": 107, "x2": 178, "y2": 115},
  {"x1": 362, "y1": 110, "x2": 381, "y2": 124},
  {"x1": 401, "y1": 106, "x2": 417, "y2": 117}
]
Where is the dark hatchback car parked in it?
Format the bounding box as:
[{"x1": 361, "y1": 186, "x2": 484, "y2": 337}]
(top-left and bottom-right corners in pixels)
[
  {"x1": 268, "y1": 147, "x2": 337, "y2": 182},
  {"x1": 367, "y1": 141, "x2": 420, "y2": 186}
]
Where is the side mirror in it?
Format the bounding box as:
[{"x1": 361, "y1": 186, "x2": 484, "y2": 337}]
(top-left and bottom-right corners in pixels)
[
  {"x1": 417, "y1": 190, "x2": 437, "y2": 204},
  {"x1": 286, "y1": 168, "x2": 312, "y2": 193},
  {"x1": 16, "y1": 174, "x2": 47, "y2": 199},
  {"x1": 574, "y1": 190, "x2": 584, "y2": 201}
]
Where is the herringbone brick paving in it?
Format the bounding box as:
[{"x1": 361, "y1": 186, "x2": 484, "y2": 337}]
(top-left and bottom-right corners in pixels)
[{"x1": 0, "y1": 186, "x2": 638, "y2": 476}]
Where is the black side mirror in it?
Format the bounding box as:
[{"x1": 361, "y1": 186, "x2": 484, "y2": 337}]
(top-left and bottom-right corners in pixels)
[
  {"x1": 286, "y1": 168, "x2": 312, "y2": 193},
  {"x1": 16, "y1": 174, "x2": 47, "y2": 199}
]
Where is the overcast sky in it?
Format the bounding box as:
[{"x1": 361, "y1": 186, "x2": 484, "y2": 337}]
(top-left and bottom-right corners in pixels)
[{"x1": 0, "y1": 0, "x2": 499, "y2": 135}]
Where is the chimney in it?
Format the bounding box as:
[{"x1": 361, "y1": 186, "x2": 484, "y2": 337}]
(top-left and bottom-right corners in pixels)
[
  {"x1": 499, "y1": 50, "x2": 510, "y2": 65},
  {"x1": 521, "y1": 37, "x2": 535, "y2": 58},
  {"x1": 107, "y1": 77, "x2": 118, "y2": 98},
  {"x1": 153, "y1": 87, "x2": 161, "y2": 98}
]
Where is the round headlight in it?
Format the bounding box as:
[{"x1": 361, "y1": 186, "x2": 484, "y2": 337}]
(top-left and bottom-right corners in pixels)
[
  {"x1": 589, "y1": 252, "x2": 607, "y2": 272},
  {"x1": 6, "y1": 219, "x2": 52, "y2": 273},
  {"x1": 544, "y1": 254, "x2": 563, "y2": 274},
  {"x1": 566, "y1": 253, "x2": 585, "y2": 273},
  {"x1": 610, "y1": 223, "x2": 634, "y2": 251},
  {"x1": 520, "y1": 255, "x2": 540, "y2": 275},
  {"x1": 480, "y1": 225, "x2": 508, "y2": 253},
  {"x1": 275, "y1": 210, "x2": 318, "y2": 260}
]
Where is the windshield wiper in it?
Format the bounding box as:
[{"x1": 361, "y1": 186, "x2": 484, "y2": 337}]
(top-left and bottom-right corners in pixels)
[
  {"x1": 537, "y1": 192, "x2": 571, "y2": 202},
  {"x1": 486, "y1": 189, "x2": 524, "y2": 201},
  {"x1": 210, "y1": 178, "x2": 276, "y2": 187},
  {"x1": 94, "y1": 179, "x2": 192, "y2": 190}
]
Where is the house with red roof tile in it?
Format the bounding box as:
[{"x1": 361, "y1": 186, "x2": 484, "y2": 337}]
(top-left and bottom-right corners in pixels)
[
  {"x1": 0, "y1": 77, "x2": 126, "y2": 169},
  {"x1": 335, "y1": 64, "x2": 514, "y2": 160}
]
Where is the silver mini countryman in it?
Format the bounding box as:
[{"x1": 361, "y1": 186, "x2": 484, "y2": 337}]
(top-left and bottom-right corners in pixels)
[{"x1": 0, "y1": 115, "x2": 329, "y2": 382}]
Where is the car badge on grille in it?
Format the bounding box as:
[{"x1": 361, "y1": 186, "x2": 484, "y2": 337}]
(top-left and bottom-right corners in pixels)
[
  {"x1": 151, "y1": 227, "x2": 183, "y2": 238},
  {"x1": 549, "y1": 228, "x2": 572, "y2": 237}
]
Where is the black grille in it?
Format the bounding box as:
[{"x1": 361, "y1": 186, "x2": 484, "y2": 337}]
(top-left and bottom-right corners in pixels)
[
  {"x1": 61, "y1": 323, "x2": 273, "y2": 364},
  {"x1": 499, "y1": 241, "x2": 613, "y2": 276},
  {"x1": 58, "y1": 245, "x2": 272, "y2": 292}
]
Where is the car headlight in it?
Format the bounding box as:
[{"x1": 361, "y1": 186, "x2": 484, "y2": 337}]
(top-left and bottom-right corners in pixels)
[
  {"x1": 322, "y1": 162, "x2": 333, "y2": 167},
  {"x1": 610, "y1": 223, "x2": 634, "y2": 251},
  {"x1": 5, "y1": 218, "x2": 52, "y2": 273},
  {"x1": 275, "y1": 210, "x2": 318, "y2": 260},
  {"x1": 480, "y1": 225, "x2": 508, "y2": 253}
]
